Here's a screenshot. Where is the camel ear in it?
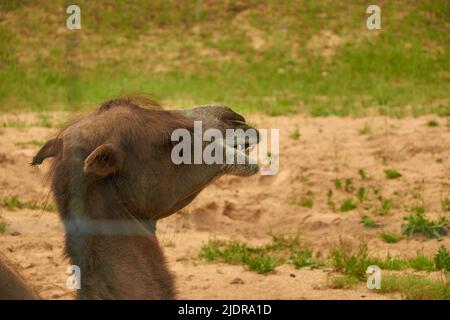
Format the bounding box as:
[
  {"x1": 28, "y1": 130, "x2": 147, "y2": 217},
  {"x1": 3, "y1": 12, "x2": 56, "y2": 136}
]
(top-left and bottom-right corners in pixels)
[
  {"x1": 83, "y1": 144, "x2": 124, "y2": 177},
  {"x1": 31, "y1": 138, "x2": 63, "y2": 165}
]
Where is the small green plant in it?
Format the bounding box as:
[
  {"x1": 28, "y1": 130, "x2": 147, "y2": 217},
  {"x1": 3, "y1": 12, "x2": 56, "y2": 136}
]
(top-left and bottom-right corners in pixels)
[
  {"x1": 373, "y1": 187, "x2": 380, "y2": 196},
  {"x1": 327, "y1": 190, "x2": 336, "y2": 212},
  {"x1": 357, "y1": 187, "x2": 366, "y2": 202},
  {"x1": 2, "y1": 119, "x2": 27, "y2": 128},
  {"x1": 1, "y1": 196, "x2": 23, "y2": 209},
  {"x1": 401, "y1": 212, "x2": 448, "y2": 239},
  {"x1": 299, "y1": 176, "x2": 308, "y2": 184},
  {"x1": 243, "y1": 253, "x2": 279, "y2": 274},
  {"x1": 330, "y1": 243, "x2": 371, "y2": 280},
  {"x1": 358, "y1": 169, "x2": 367, "y2": 180},
  {"x1": 334, "y1": 179, "x2": 342, "y2": 190},
  {"x1": 200, "y1": 239, "x2": 224, "y2": 262},
  {"x1": 290, "y1": 248, "x2": 316, "y2": 269},
  {"x1": 344, "y1": 178, "x2": 354, "y2": 193},
  {"x1": 290, "y1": 127, "x2": 300, "y2": 140},
  {"x1": 427, "y1": 120, "x2": 439, "y2": 127},
  {"x1": 377, "y1": 255, "x2": 409, "y2": 270},
  {"x1": 36, "y1": 114, "x2": 52, "y2": 128},
  {"x1": 340, "y1": 198, "x2": 356, "y2": 212},
  {"x1": 266, "y1": 230, "x2": 301, "y2": 251},
  {"x1": 0, "y1": 219, "x2": 6, "y2": 234},
  {"x1": 379, "y1": 274, "x2": 450, "y2": 300},
  {"x1": 358, "y1": 123, "x2": 372, "y2": 135},
  {"x1": 361, "y1": 215, "x2": 378, "y2": 228},
  {"x1": 0, "y1": 196, "x2": 54, "y2": 212},
  {"x1": 384, "y1": 169, "x2": 402, "y2": 179},
  {"x1": 441, "y1": 197, "x2": 450, "y2": 212},
  {"x1": 380, "y1": 231, "x2": 401, "y2": 244},
  {"x1": 200, "y1": 232, "x2": 307, "y2": 274},
  {"x1": 378, "y1": 199, "x2": 392, "y2": 216},
  {"x1": 328, "y1": 275, "x2": 359, "y2": 289},
  {"x1": 408, "y1": 253, "x2": 434, "y2": 271},
  {"x1": 411, "y1": 205, "x2": 426, "y2": 215},
  {"x1": 299, "y1": 196, "x2": 314, "y2": 208},
  {"x1": 434, "y1": 246, "x2": 450, "y2": 271}
]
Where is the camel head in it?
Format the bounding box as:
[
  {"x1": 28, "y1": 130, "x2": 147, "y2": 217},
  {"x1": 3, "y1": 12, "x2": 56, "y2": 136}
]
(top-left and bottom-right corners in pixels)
[{"x1": 32, "y1": 97, "x2": 260, "y2": 223}]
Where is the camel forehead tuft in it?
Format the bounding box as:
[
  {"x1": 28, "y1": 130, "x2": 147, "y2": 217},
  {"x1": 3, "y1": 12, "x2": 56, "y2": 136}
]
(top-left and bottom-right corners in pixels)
[{"x1": 98, "y1": 96, "x2": 162, "y2": 113}]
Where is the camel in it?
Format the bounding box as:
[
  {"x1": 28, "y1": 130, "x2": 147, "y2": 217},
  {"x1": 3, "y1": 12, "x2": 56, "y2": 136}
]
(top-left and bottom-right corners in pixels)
[
  {"x1": 0, "y1": 97, "x2": 259, "y2": 299},
  {"x1": 0, "y1": 253, "x2": 39, "y2": 300}
]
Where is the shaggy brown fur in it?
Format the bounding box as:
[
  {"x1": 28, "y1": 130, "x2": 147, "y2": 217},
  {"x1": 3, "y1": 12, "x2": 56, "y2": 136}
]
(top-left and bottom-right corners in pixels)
[{"x1": 0, "y1": 253, "x2": 39, "y2": 300}]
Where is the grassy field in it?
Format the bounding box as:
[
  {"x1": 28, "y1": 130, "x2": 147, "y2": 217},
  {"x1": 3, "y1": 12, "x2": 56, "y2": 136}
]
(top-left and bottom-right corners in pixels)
[{"x1": 0, "y1": 0, "x2": 449, "y2": 116}]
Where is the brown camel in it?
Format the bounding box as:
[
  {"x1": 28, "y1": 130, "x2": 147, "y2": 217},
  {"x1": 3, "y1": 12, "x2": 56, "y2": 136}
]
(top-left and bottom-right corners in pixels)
[{"x1": 0, "y1": 97, "x2": 259, "y2": 300}]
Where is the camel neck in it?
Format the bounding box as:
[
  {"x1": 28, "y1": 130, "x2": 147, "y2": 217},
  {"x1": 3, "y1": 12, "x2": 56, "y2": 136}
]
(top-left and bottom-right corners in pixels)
[{"x1": 63, "y1": 219, "x2": 174, "y2": 300}]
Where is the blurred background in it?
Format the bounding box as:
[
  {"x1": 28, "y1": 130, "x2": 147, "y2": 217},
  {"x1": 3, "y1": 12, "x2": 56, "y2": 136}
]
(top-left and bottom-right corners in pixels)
[{"x1": 0, "y1": 0, "x2": 448, "y2": 116}]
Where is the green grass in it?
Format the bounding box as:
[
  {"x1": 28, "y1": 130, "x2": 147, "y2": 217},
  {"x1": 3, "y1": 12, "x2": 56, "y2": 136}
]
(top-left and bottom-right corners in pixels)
[
  {"x1": 427, "y1": 120, "x2": 439, "y2": 127},
  {"x1": 339, "y1": 198, "x2": 357, "y2": 212},
  {"x1": 442, "y1": 197, "x2": 450, "y2": 212},
  {"x1": 361, "y1": 215, "x2": 378, "y2": 228},
  {"x1": 298, "y1": 176, "x2": 308, "y2": 184},
  {"x1": 329, "y1": 243, "x2": 411, "y2": 279},
  {"x1": 358, "y1": 169, "x2": 367, "y2": 180},
  {"x1": 330, "y1": 243, "x2": 375, "y2": 280},
  {"x1": 299, "y1": 196, "x2": 314, "y2": 208},
  {"x1": 434, "y1": 246, "x2": 450, "y2": 271},
  {"x1": 326, "y1": 243, "x2": 450, "y2": 298},
  {"x1": 0, "y1": 219, "x2": 6, "y2": 234},
  {"x1": 327, "y1": 275, "x2": 359, "y2": 289},
  {"x1": 344, "y1": 179, "x2": 354, "y2": 193},
  {"x1": 200, "y1": 239, "x2": 279, "y2": 274},
  {"x1": 380, "y1": 231, "x2": 401, "y2": 244},
  {"x1": 408, "y1": 253, "x2": 435, "y2": 271},
  {"x1": 330, "y1": 243, "x2": 449, "y2": 279},
  {"x1": 244, "y1": 254, "x2": 279, "y2": 274},
  {"x1": 2, "y1": 119, "x2": 27, "y2": 129},
  {"x1": 357, "y1": 187, "x2": 366, "y2": 202},
  {"x1": 16, "y1": 139, "x2": 44, "y2": 147},
  {"x1": 36, "y1": 113, "x2": 53, "y2": 128},
  {"x1": 377, "y1": 199, "x2": 393, "y2": 216},
  {"x1": 334, "y1": 179, "x2": 342, "y2": 190},
  {"x1": 0, "y1": 1, "x2": 448, "y2": 115},
  {"x1": 0, "y1": 196, "x2": 56, "y2": 212},
  {"x1": 411, "y1": 204, "x2": 426, "y2": 215},
  {"x1": 384, "y1": 169, "x2": 402, "y2": 179},
  {"x1": 401, "y1": 212, "x2": 448, "y2": 239},
  {"x1": 290, "y1": 127, "x2": 300, "y2": 140},
  {"x1": 290, "y1": 248, "x2": 316, "y2": 269},
  {"x1": 202, "y1": 235, "x2": 450, "y2": 295},
  {"x1": 327, "y1": 191, "x2": 336, "y2": 212},
  {"x1": 379, "y1": 274, "x2": 450, "y2": 300},
  {"x1": 200, "y1": 231, "x2": 319, "y2": 274},
  {"x1": 358, "y1": 123, "x2": 372, "y2": 135}
]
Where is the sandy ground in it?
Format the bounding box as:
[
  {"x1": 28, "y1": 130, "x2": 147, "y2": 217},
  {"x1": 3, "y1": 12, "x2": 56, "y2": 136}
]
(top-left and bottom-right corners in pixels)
[{"x1": 0, "y1": 112, "x2": 449, "y2": 300}]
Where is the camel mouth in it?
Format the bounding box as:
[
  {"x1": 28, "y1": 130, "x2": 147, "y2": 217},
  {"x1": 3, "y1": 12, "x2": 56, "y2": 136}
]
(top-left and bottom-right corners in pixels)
[
  {"x1": 231, "y1": 138, "x2": 258, "y2": 159},
  {"x1": 233, "y1": 141, "x2": 253, "y2": 153},
  {"x1": 225, "y1": 140, "x2": 260, "y2": 176}
]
